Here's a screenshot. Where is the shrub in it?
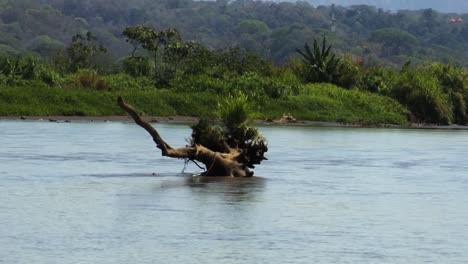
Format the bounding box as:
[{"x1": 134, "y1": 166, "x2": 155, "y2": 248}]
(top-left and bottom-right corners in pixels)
[
  {"x1": 0, "y1": 44, "x2": 20, "y2": 56},
  {"x1": 38, "y1": 65, "x2": 62, "y2": 87},
  {"x1": 171, "y1": 74, "x2": 228, "y2": 93},
  {"x1": 0, "y1": 56, "x2": 62, "y2": 86},
  {"x1": 0, "y1": 56, "x2": 25, "y2": 85},
  {"x1": 214, "y1": 47, "x2": 274, "y2": 76},
  {"x1": 230, "y1": 72, "x2": 294, "y2": 99},
  {"x1": 191, "y1": 92, "x2": 267, "y2": 167},
  {"x1": 104, "y1": 73, "x2": 154, "y2": 91},
  {"x1": 190, "y1": 119, "x2": 226, "y2": 152},
  {"x1": 261, "y1": 83, "x2": 409, "y2": 125},
  {"x1": 71, "y1": 69, "x2": 109, "y2": 90},
  {"x1": 121, "y1": 56, "x2": 152, "y2": 77},
  {"x1": 428, "y1": 63, "x2": 468, "y2": 124},
  {"x1": 359, "y1": 67, "x2": 397, "y2": 94},
  {"x1": 390, "y1": 68, "x2": 453, "y2": 124},
  {"x1": 334, "y1": 56, "x2": 361, "y2": 89},
  {"x1": 171, "y1": 72, "x2": 296, "y2": 99},
  {"x1": 272, "y1": 68, "x2": 302, "y2": 95}
]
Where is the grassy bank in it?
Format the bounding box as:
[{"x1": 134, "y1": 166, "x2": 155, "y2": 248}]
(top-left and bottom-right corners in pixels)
[
  {"x1": 0, "y1": 83, "x2": 410, "y2": 125},
  {"x1": 2, "y1": 35, "x2": 468, "y2": 126}
]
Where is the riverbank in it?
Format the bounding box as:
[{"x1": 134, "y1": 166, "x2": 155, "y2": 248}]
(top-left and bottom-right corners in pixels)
[
  {"x1": 0, "y1": 115, "x2": 364, "y2": 127},
  {"x1": 2, "y1": 115, "x2": 468, "y2": 130},
  {"x1": 0, "y1": 84, "x2": 410, "y2": 126},
  {"x1": 0, "y1": 115, "x2": 198, "y2": 124}
]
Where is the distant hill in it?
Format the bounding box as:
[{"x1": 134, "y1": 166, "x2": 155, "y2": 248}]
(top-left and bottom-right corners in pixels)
[
  {"x1": 285, "y1": 0, "x2": 468, "y2": 13},
  {"x1": 2, "y1": 0, "x2": 468, "y2": 66}
]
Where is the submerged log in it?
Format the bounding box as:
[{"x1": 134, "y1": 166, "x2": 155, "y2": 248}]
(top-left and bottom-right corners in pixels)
[{"x1": 117, "y1": 97, "x2": 260, "y2": 177}]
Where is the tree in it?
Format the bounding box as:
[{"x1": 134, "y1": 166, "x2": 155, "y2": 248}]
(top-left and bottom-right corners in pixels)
[
  {"x1": 123, "y1": 25, "x2": 195, "y2": 85},
  {"x1": 270, "y1": 25, "x2": 317, "y2": 62},
  {"x1": 0, "y1": 44, "x2": 20, "y2": 56},
  {"x1": 123, "y1": 26, "x2": 182, "y2": 63},
  {"x1": 117, "y1": 94, "x2": 268, "y2": 177},
  {"x1": 235, "y1": 19, "x2": 271, "y2": 56},
  {"x1": 370, "y1": 28, "x2": 418, "y2": 57},
  {"x1": 27, "y1": 35, "x2": 65, "y2": 57},
  {"x1": 64, "y1": 31, "x2": 107, "y2": 72},
  {"x1": 420, "y1": 8, "x2": 438, "y2": 34}
]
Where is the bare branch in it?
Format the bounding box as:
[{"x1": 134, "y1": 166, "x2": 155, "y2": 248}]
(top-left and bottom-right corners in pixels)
[
  {"x1": 117, "y1": 97, "x2": 253, "y2": 177},
  {"x1": 117, "y1": 96, "x2": 172, "y2": 153}
]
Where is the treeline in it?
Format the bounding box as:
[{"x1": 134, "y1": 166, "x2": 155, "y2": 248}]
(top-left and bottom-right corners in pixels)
[
  {"x1": 1, "y1": 24, "x2": 468, "y2": 125},
  {"x1": 305, "y1": 0, "x2": 468, "y2": 13},
  {"x1": 2, "y1": 0, "x2": 468, "y2": 65}
]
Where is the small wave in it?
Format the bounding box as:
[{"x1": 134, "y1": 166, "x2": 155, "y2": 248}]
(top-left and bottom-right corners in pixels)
[{"x1": 84, "y1": 172, "x2": 192, "y2": 178}]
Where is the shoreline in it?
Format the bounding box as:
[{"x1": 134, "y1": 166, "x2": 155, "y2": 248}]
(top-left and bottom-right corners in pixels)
[
  {"x1": 0, "y1": 115, "x2": 199, "y2": 124},
  {"x1": 1, "y1": 115, "x2": 468, "y2": 130}
]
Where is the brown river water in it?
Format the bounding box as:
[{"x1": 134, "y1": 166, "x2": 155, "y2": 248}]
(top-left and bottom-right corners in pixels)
[{"x1": 1, "y1": 121, "x2": 467, "y2": 263}]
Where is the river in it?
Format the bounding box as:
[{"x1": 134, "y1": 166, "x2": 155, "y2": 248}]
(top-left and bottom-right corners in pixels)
[{"x1": 1, "y1": 121, "x2": 467, "y2": 264}]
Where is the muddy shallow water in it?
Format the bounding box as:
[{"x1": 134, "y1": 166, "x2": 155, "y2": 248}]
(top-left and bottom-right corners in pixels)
[{"x1": 1, "y1": 121, "x2": 467, "y2": 264}]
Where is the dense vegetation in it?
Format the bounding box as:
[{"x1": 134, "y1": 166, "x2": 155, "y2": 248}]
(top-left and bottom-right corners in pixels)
[
  {"x1": 2, "y1": 0, "x2": 468, "y2": 65},
  {"x1": 1, "y1": 0, "x2": 468, "y2": 126},
  {"x1": 297, "y1": 0, "x2": 468, "y2": 14}
]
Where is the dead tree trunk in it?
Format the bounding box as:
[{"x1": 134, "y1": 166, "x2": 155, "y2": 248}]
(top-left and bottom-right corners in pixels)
[{"x1": 117, "y1": 97, "x2": 254, "y2": 177}]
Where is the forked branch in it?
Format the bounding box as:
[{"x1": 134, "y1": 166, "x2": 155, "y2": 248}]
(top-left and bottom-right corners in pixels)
[
  {"x1": 117, "y1": 97, "x2": 252, "y2": 177},
  {"x1": 117, "y1": 96, "x2": 173, "y2": 154}
]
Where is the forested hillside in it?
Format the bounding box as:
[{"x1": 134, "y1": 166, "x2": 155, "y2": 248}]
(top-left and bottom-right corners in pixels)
[
  {"x1": 2, "y1": 0, "x2": 468, "y2": 126},
  {"x1": 1, "y1": 0, "x2": 468, "y2": 66},
  {"x1": 303, "y1": 0, "x2": 468, "y2": 13}
]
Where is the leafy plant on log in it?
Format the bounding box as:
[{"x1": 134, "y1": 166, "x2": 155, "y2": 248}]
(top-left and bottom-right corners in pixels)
[{"x1": 117, "y1": 95, "x2": 268, "y2": 177}]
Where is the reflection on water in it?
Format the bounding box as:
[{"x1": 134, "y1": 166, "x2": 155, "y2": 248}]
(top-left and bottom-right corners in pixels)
[
  {"x1": 1, "y1": 121, "x2": 468, "y2": 264},
  {"x1": 84, "y1": 172, "x2": 266, "y2": 204},
  {"x1": 187, "y1": 175, "x2": 266, "y2": 203}
]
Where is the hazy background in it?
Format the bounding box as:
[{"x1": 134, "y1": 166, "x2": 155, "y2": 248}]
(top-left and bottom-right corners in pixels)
[
  {"x1": 263, "y1": 0, "x2": 468, "y2": 13},
  {"x1": 4, "y1": 0, "x2": 468, "y2": 65}
]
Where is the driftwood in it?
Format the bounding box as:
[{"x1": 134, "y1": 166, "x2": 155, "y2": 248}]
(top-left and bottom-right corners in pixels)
[{"x1": 117, "y1": 97, "x2": 256, "y2": 177}]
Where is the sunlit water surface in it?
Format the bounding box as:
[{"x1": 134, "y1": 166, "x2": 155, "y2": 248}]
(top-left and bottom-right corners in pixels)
[{"x1": 1, "y1": 121, "x2": 467, "y2": 264}]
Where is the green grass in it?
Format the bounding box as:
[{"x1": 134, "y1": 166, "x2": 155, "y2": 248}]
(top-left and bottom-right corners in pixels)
[
  {"x1": 0, "y1": 82, "x2": 410, "y2": 125},
  {"x1": 259, "y1": 83, "x2": 410, "y2": 125},
  {"x1": 0, "y1": 85, "x2": 219, "y2": 117}
]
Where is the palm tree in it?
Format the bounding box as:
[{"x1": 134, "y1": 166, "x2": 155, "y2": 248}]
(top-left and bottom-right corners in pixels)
[{"x1": 296, "y1": 38, "x2": 341, "y2": 83}]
